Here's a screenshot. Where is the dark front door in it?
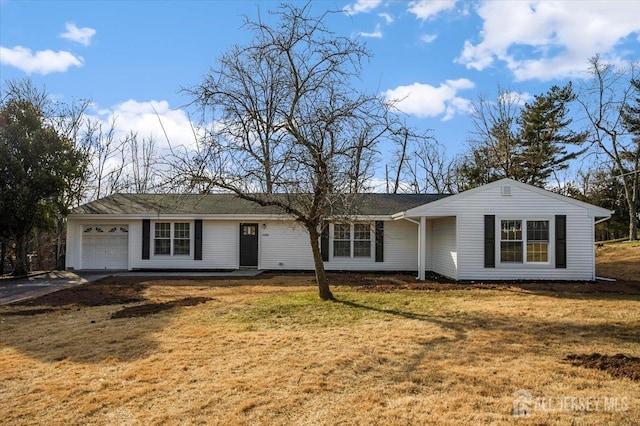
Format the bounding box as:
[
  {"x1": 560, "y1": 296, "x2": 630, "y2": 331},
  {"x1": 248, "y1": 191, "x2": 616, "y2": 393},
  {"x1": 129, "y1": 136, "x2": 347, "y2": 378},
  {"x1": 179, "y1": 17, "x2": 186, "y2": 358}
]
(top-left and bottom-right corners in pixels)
[{"x1": 239, "y1": 223, "x2": 258, "y2": 267}]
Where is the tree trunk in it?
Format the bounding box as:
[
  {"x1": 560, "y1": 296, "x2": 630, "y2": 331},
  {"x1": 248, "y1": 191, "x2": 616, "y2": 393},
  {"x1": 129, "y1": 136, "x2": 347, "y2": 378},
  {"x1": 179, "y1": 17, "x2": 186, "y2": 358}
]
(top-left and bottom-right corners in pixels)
[
  {"x1": 13, "y1": 232, "x2": 29, "y2": 276},
  {"x1": 56, "y1": 218, "x2": 65, "y2": 270},
  {"x1": 0, "y1": 239, "x2": 5, "y2": 275},
  {"x1": 629, "y1": 199, "x2": 638, "y2": 241},
  {"x1": 307, "y1": 225, "x2": 333, "y2": 301}
]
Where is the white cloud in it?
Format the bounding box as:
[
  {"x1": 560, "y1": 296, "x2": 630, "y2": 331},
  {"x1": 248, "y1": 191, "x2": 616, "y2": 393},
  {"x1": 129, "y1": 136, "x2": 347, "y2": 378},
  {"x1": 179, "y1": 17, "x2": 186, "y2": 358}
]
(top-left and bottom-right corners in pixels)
[
  {"x1": 0, "y1": 45, "x2": 83, "y2": 74},
  {"x1": 359, "y1": 24, "x2": 383, "y2": 39},
  {"x1": 408, "y1": 0, "x2": 457, "y2": 20},
  {"x1": 344, "y1": 0, "x2": 383, "y2": 15},
  {"x1": 92, "y1": 100, "x2": 199, "y2": 151},
  {"x1": 498, "y1": 91, "x2": 533, "y2": 106},
  {"x1": 420, "y1": 33, "x2": 437, "y2": 44},
  {"x1": 378, "y1": 12, "x2": 394, "y2": 24},
  {"x1": 60, "y1": 22, "x2": 96, "y2": 46},
  {"x1": 457, "y1": 1, "x2": 640, "y2": 81},
  {"x1": 383, "y1": 78, "x2": 475, "y2": 120}
]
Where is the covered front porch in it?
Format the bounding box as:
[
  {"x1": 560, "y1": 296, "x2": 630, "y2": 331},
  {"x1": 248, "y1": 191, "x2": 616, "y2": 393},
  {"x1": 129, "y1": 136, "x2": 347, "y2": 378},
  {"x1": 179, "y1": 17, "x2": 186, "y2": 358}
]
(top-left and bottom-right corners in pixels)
[{"x1": 392, "y1": 213, "x2": 458, "y2": 281}]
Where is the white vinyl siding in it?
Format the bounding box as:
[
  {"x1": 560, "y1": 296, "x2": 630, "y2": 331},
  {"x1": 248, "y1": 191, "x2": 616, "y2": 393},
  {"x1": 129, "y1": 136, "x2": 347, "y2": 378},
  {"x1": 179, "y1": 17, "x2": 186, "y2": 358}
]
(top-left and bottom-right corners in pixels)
[
  {"x1": 409, "y1": 183, "x2": 598, "y2": 280},
  {"x1": 69, "y1": 218, "x2": 421, "y2": 272},
  {"x1": 258, "y1": 220, "x2": 418, "y2": 271},
  {"x1": 65, "y1": 179, "x2": 604, "y2": 280},
  {"x1": 429, "y1": 216, "x2": 457, "y2": 279},
  {"x1": 129, "y1": 220, "x2": 238, "y2": 270},
  {"x1": 259, "y1": 222, "x2": 314, "y2": 270}
]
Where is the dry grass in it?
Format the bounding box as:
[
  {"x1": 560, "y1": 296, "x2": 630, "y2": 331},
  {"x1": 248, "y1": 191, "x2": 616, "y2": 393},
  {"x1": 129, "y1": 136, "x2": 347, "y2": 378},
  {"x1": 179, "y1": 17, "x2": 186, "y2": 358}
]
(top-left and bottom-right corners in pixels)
[
  {"x1": 596, "y1": 240, "x2": 640, "y2": 281},
  {"x1": 1, "y1": 244, "x2": 639, "y2": 425}
]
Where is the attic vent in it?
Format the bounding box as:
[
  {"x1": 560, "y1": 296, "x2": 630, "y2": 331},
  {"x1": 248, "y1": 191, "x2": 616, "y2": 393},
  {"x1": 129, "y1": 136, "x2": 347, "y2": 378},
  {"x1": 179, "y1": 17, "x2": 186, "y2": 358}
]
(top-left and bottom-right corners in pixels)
[{"x1": 501, "y1": 185, "x2": 512, "y2": 196}]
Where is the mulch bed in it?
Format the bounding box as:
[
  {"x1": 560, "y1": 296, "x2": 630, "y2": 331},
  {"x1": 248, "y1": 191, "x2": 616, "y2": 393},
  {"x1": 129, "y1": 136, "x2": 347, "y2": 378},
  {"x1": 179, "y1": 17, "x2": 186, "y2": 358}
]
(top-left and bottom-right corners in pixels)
[
  {"x1": 6, "y1": 272, "x2": 640, "y2": 315},
  {"x1": 14, "y1": 277, "x2": 149, "y2": 307},
  {"x1": 6, "y1": 273, "x2": 639, "y2": 312},
  {"x1": 564, "y1": 353, "x2": 640, "y2": 381},
  {"x1": 2, "y1": 308, "x2": 59, "y2": 316},
  {"x1": 110, "y1": 297, "x2": 214, "y2": 319}
]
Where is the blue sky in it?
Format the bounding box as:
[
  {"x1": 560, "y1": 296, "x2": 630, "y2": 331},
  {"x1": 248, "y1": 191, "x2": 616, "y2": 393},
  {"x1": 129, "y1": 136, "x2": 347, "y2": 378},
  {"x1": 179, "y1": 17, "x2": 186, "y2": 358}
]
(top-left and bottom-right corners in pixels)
[{"x1": 2, "y1": 0, "x2": 640, "y2": 183}]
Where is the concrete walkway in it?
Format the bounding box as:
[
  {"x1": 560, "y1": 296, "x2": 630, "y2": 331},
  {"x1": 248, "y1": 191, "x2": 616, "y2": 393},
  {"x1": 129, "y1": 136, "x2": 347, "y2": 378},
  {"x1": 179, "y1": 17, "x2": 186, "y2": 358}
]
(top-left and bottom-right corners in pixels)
[{"x1": 0, "y1": 269, "x2": 263, "y2": 305}]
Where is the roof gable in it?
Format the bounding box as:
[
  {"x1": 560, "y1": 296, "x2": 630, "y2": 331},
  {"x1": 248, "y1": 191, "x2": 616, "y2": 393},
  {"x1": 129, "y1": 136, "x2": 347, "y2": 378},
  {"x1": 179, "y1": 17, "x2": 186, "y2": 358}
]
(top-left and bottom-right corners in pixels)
[{"x1": 399, "y1": 178, "x2": 612, "y2": 218}]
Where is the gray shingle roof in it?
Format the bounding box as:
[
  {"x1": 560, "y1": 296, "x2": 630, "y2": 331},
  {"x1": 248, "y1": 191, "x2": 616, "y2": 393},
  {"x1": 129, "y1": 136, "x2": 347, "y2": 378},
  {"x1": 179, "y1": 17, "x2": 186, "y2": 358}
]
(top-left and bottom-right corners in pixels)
[{"x1": 70, "y1": 193, "x2": 449, "y2": 216}]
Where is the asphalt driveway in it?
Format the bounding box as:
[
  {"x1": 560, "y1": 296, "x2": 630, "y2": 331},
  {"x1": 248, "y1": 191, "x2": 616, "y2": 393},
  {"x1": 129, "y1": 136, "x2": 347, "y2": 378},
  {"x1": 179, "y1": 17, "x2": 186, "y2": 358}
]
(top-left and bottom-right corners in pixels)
[
  {"x1": 0, "y1": 271, "x2": 111, "y2": 305},
  {"x1": 0, "y1": 270, "x2": 263, "y2": 305}
]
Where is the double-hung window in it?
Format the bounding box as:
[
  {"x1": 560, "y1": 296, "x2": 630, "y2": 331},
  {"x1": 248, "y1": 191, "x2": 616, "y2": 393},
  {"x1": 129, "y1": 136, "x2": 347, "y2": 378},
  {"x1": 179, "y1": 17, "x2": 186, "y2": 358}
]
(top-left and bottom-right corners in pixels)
[
  {"x1": 333, "y1": 224, "x2": 351, "y2": 257},
  {"x1": 526, "y1": 220, "x2": 549, "y2": 262},
  {"x1": 154, "y1": 223, "x2": 171, "y2": 255},
  {"x1": 333, "y1": 223, "x2": 371, "y2": 258},
  {"x1": 500, "y1": 219, "x2": 549, "y2": 264},
  {"x1": 154, "y1": 222, "x2": 190, "y2": 256},
  {"x1": 353, "y1": 224, "x2": 371, "y2": 257}
]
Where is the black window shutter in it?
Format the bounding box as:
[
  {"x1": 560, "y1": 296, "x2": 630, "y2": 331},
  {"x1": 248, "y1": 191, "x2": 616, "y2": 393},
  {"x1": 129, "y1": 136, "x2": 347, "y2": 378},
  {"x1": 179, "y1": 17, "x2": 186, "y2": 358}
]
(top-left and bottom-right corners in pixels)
[
  {"x1": 484, "y1": 215, "x2": 495, "y2": 268},
  {"x1": 142, "y1": 219, "x2": 150, "y2": 260},
  {"x1": 320, "y1": 224, "x2": 329, "y2": 262},
  {"x1": 194, "y1": 219, "x2": 203, "y2": 260},
  {"x1": 375, "y1": 221, "x2": 384, "y2": 262},
  {"x1": 555, "y1": 215, "x2": 567, "y2": 268}
]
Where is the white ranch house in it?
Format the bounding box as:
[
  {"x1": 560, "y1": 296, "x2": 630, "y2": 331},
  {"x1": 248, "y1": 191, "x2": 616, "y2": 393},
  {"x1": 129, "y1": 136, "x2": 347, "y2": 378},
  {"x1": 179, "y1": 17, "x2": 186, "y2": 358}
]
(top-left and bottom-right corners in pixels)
[{"x1": 66, "y1": 179, "x2": 612, "y2": 281}]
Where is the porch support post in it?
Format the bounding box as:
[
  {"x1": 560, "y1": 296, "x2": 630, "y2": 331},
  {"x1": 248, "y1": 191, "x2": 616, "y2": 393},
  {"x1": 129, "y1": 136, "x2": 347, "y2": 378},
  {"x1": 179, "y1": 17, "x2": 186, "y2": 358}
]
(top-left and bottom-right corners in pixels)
[{"x1": 418, "y1": 216, "x2": 426, "y2": 281}]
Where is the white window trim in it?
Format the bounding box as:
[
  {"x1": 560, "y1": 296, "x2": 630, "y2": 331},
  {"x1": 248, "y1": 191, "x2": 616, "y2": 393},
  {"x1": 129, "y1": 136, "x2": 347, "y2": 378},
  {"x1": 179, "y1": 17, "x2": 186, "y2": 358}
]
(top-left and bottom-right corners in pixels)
[
  {"x1": 330, "y1": 222, "x2": 373, "y2": 259},
  {"x1": 497, "y1": 217, "x2": 553, "y2": 267},
  {"x1": 152, "y1": 221, "x2": 193, "y2": 257}
]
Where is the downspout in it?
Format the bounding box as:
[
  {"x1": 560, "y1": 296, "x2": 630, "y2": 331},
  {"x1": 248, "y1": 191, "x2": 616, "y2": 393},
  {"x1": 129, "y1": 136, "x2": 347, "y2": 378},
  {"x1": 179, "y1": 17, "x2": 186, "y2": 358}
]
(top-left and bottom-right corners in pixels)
[{"x1": 419, "y1": 216, "x2": 426, "y2": 280}]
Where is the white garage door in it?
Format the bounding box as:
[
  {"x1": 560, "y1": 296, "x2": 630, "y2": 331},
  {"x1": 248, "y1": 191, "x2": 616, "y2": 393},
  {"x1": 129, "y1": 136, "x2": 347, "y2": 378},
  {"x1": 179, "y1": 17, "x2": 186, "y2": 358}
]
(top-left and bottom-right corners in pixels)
[{"x1": 81, "y1": 225, "x2": 129, "y2": 270}]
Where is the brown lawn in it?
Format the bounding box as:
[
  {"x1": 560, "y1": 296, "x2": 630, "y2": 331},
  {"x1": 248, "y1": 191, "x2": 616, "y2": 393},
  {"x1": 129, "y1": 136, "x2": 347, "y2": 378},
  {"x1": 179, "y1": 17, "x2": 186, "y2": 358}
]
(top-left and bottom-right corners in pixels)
[
  {"x1": 596, "y1": 240, "x2": 640, "y2": 281},
  {"x1": 0, "y1": 243, "x2": 639, "y2": 425}
]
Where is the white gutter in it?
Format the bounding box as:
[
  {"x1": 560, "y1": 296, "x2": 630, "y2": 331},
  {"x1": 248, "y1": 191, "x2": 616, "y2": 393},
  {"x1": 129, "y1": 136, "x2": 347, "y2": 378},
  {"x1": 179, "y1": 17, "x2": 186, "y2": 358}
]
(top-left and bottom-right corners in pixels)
[
  {"x1": 403, "y1": 217, "x2": 420, "y2": 225},
  {"x1": 595, "y1": 216, "x2": 612, "y2": 225}
]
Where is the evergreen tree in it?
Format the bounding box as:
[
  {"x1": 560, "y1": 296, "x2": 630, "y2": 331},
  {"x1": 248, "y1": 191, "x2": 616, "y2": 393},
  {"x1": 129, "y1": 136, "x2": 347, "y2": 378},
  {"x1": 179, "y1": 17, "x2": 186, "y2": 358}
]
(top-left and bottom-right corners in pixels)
[
  {"x1": 517, "y1": 83, "x2": 587, "y2": 186},
  {"x1": 620, "y1": 78, "x2": 640, "y2": 240},
  {"x1": 0, "y1": 80, "x2": 86, "y2": 275}
]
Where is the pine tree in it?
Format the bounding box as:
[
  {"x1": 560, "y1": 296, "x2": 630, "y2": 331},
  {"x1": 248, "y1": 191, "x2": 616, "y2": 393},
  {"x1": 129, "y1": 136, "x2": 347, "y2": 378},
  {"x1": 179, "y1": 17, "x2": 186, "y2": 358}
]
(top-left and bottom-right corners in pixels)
[
  {"x1": 518, "y1": 83, "x2": 587, "y2": 186},
  {"x1": 620, "y1": 78, "x2": 640, "y2": 240}
]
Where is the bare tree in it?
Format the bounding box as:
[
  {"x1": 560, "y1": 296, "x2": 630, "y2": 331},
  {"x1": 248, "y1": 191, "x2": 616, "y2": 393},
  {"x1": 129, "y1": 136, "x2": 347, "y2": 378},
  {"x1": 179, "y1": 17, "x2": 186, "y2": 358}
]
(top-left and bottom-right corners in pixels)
[
  {"x1": 388, "y1": 127, "x2": 410, "y2": 194},
  {"x1": 177, "y1": 4, "x2": 389, "y2": 300},
  {"x1": 407, "y1": 139, "x2": 456, "y2": 194},
  {"x1": 577, "y1": 55, "x2": 639, "y2": 240},
  {"x1": 385, "y1": 125, "x2": 455, "y2": 194},
  {"x1": 458, "y1": 87, "x2": 524, "y2": 188},
  {"x1": 82, "y1": 117, "x2": 127, "y2": 200},
  {"x1": 123, "y1": 132, "x2": 160, "y2": 193}
]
